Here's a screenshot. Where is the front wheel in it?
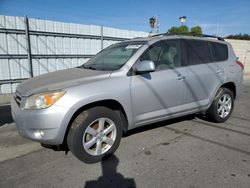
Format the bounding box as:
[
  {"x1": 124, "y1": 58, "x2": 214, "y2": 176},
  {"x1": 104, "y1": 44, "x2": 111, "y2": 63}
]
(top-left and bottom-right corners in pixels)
[
  {"x1": 206, "y1": 88, "x2": 234, "y2": 123},
  {"x1": 67, "y1": 106, "x2": 122, "y2": 163}
]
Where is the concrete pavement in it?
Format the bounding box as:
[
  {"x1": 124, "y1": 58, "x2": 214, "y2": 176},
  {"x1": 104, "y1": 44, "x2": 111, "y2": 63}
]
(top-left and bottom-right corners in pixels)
[{"x1": 0, "y1": 83, "x2": 250, "y2": 188}]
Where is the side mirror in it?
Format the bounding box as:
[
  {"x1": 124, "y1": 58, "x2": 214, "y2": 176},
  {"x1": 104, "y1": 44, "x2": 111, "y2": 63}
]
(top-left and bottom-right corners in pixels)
[{"x1": 133, "y1": 60, "x2": 155, "y2": 74}]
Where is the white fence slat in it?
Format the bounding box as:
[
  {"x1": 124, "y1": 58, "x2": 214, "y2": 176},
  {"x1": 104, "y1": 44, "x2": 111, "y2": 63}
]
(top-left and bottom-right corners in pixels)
[
  {"x1": 35, "y1": 19, "x2": 46, "y2": 31},
  {"x1": 55, "y1": 37, "x2": 63, "y2": 54},
  {"x1": 70, "y1": 23, "x2": 77, "y2": 34},
  {"x1": 56, "y1": 58, "x2": 64, "y2": 70},
  {"x1": 11, "y1": 83, "x2": 18, "y2": 93},
  {"x1": 16, "y1": 17, "x2": 25, "y2": 30},
  {"x1": 63, "y1": 37, "x2": 71, "y2": 54},
  {"x1": 0, "y1": 59, "x2": 10, "y2": 80},
  {"x1": 28, "y1": 18, "x2": 36, "y2": 31},
  {"x1": 39, "y1": 59, "x2": 49, "y2": 74},
  {"x1": 54, "y1": 21, "x2": 63, "y2": 33},
  {"x1": 5, "y1": 16, "x2": 17, "y2": 29},
  {"x1": 84, "y1": 39, "x2": 91, "y2": 54},
  {"x1": 45, "y1": 20, "x2": 54, "y2": 32},
  {"x1": 48, "y1": 58, "x2": 57, "y2": 72},
  {"x1": 17, "y1": 34, "x2": 26, "y2": 54},
  {"x1": 62, "y1": 22, "x2": 70, "y2": 33},
  {"x1": 30, "y1": 35, "x2": 38, "y2": 54},
  {"x1": 0, "y1": 16, "x2": 6, "y2": 28},
  {"x1": 32, "y1": 59, "x2": 40, "y2": 76},
  {"x1": 1, "y1": 84, "x2": 12, "y2": 93},
  {"x1": 9, "y1": 59, "x2": 21, "y2": 79},
  {"x1": 20, "y1": 59, "x2": 30, "y2": 78},
  {"x1": 7, "y1": 34, "x2": 19, "y2": 54},
  {"x1": 0, "y1": 33, "x2": 7, "y2": 54},
  {"x1": 71, "y1": 38, "x2": 78, "y2": 54},
  {"x1": 46, "y1": 36, "x2": 55, "y2": 54},
  {"x1": 37, "y1": 35, "x2": 47, "y2": 54},
  {"x1": 71, "y1": 58, "x2": 78, "y2": 67}
]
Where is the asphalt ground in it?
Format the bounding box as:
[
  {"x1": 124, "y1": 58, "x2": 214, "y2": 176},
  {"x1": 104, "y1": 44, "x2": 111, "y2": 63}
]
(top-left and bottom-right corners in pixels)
[{"x1": 0, "y1": 81, "x2": 250, "y2": 188}]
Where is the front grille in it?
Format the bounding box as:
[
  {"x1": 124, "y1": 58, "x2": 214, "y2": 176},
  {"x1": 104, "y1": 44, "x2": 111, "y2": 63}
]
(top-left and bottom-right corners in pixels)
[{"x1": 14, "y1": 92, "x2": 22, "y2": 107}]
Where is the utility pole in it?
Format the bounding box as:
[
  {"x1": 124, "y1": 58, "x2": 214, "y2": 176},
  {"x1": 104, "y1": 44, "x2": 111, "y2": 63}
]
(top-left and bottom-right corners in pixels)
[{"x1": 24, "y1": 16, "x2": 33, "y2": 77}]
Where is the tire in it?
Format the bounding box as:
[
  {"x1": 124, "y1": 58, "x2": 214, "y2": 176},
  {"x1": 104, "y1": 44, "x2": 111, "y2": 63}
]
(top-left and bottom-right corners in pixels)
[
  {"x1": 206, "y1": 88, "x2": 234, "y2": 123},
  {"x1": 67, "y1": 106, "x2": 122, "y2": 163}
]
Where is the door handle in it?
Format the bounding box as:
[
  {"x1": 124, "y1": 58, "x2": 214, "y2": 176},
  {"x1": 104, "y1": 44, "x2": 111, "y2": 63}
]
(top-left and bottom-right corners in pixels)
[
  {"x1": 177, "y1": 75, "x2": 185, "y2": 81},
  {"x1": 216, "y1": 69, "x2": 222, "y2": 74}
]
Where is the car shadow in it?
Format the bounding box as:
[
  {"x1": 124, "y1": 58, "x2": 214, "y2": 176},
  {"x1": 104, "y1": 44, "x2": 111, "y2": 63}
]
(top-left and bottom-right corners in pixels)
[
  {"x1": 124, "y1": 114, "x2": 250, "y2": 157},
  {"x1": 124, "y1": 115, "x2": 195, "y2": 137},
  {"x1": 0, "y1": 105, "x2": 13, "y2": 126},
  {"x1": 84, "y1": 155, "x2": 136, "y2": 188}
]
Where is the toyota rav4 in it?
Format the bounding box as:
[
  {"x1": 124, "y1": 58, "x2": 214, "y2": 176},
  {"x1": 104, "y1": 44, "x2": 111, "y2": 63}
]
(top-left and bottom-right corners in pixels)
[{"x1": 11, "y1": 34, "x2": 244, "y2": 163}]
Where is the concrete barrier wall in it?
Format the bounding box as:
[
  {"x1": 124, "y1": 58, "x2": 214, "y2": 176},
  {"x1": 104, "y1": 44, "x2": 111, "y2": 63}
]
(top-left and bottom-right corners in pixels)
[{"x1": 225, "y1": 39, "x2": 250, "y2": 75}]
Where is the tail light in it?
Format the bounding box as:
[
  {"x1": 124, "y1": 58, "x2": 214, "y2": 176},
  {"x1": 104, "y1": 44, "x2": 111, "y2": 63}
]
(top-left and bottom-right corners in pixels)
[{"x1": 235, "y1": 60, "x2": 244, "y2": 70}]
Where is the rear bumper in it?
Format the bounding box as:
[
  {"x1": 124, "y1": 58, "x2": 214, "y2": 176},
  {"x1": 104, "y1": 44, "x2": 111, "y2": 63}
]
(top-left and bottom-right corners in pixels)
[{"x1": 11, "y1": 97, "x2": 70, "y2": 145}]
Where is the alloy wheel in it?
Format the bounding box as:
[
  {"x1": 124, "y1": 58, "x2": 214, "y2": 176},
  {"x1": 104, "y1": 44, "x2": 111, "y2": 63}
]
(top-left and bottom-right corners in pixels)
[{"x1": 82, "y1": 118, "x2": 117, "y2": 156}]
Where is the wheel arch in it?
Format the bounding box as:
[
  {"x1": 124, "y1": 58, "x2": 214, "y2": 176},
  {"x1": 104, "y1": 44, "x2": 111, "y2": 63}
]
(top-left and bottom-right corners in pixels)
[
  {"x1": 62, "y1": 99, "x2": 129, "y2": 147},
  {"x1": 220, "y1": 82, "x2": 236, "y2": 98}
]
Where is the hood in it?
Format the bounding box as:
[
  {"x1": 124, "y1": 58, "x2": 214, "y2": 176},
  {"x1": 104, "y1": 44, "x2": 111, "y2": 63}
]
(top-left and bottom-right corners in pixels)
[{"x1": 16, "y1": 68, "x2": 112, "y2": 96}]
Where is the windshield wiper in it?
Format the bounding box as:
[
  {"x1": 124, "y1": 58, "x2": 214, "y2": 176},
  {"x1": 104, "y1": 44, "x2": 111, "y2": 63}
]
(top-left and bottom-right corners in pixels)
[
  {"x1": 81, "y1": 64, "x2": 114, "y2": 71},
  {"x1": 81, "y1": 64, "x2": 97, "y2": 70}
]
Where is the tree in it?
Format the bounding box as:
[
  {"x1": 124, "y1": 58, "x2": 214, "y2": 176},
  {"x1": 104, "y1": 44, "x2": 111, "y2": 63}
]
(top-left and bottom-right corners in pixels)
[
  {"x1": 167, "y1": 25, "x2": 203, "y2": 35},
  {"x1": 168, "y1": 25, "x2": 189, "y2": 34},
  {"x1": 168, "y1": 26, "x2": 181, "y2": 34},
  {"x1": 179, "y1": 25, "x2": 189, "y2": 33},
  {"x1": 226, "y1": 33, "x2": 250, "y2": 40},
  {"x1": 190, "y1": 26, "x2": 202, "y2": 35}
]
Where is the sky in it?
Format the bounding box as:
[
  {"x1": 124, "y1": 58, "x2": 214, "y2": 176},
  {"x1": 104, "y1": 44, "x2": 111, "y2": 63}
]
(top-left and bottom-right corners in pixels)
[{"x1": 0, "y1": 0, "x2": 249, "y2": 36}]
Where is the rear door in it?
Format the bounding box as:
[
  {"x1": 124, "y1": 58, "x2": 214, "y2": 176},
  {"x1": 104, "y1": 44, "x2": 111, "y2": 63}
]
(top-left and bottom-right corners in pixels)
[{"x1": 182, "y1": 39, "x2": 223, "y2": 108}]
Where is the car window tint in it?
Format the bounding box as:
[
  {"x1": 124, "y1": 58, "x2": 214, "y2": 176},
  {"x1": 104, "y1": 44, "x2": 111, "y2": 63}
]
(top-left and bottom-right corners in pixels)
[
  {"x1": 210, "y1": 42, "x2": 228, "y2": 61},
  {"x1": 185, "y1": 39, "x2": 212, "y2": 65},
  {"x1": 156, "y1": 39, "x2": 181, "y2": 70},
  {"x1": 140, "y1": 40, "x2": 182, "y2": 71},
  {"x1": 140, "y1": 41, "x2": 162, "y2": 62}
]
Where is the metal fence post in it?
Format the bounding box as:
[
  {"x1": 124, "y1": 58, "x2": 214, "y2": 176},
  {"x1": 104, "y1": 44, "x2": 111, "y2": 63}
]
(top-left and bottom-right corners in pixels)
[
  {"x1": 24, "y1": 16, "x2": 33, "y2": 77},
  {"x1": 100, "y1": 25, "x2": 103, "y2": 50}
]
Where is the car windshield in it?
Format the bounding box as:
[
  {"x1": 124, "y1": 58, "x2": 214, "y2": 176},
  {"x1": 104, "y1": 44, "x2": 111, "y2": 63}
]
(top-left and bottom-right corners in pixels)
[{"x1": 81, "y1": 41, "x2": 145, "y2": 71}]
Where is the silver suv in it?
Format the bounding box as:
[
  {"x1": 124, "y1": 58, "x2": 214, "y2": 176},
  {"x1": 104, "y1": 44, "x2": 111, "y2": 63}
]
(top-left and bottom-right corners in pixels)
[{"x1": 11, "y1": 34, "x2": 244, "y2": 163}]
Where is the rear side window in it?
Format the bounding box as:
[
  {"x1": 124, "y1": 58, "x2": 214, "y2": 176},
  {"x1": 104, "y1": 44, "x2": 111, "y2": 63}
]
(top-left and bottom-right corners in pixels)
[
  {"x1": 183, "y1": 39, "x2": 212, "y2": 65},
  {"x1": 210, "y1": 42, "x2": 228, "y2": 61}
]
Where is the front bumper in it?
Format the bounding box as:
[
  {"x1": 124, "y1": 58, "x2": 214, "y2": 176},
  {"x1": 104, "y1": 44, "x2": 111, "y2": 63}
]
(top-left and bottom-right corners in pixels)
[{"x1": 11, "y1": 97, "x2": 70, "y2": 145}]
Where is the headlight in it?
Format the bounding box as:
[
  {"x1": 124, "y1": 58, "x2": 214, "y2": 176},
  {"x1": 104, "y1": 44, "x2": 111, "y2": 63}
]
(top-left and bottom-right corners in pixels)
[{"x1": 24, "y1": 91, "x2": 65, "y2": 110}]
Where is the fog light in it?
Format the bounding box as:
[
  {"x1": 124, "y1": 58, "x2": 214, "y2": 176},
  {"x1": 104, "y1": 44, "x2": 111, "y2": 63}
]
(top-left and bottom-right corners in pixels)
[{"x1": 34, "y1": 130, "x2": 44, "y2": 139}]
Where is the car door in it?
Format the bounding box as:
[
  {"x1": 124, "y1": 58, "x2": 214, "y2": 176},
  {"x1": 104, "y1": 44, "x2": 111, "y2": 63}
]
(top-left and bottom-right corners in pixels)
[
  {"x1": 182, "y1": 39, "x2": 223, "y2": 109},
  {"x1": 130, "y1": 39, "x2": 189, "y2": 126}
]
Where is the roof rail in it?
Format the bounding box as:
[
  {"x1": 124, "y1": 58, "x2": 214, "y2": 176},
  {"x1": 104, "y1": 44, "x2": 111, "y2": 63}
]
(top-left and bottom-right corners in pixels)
[
  {"x1": 194, "y1": 34, "x2": 225, "y2": 41},
  {"x1": 149, "y1": 32, "x2": 225, "y2": 41}
]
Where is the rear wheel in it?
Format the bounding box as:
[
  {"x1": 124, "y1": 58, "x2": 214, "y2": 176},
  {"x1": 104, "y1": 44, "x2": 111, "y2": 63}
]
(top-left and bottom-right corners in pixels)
[
  {"x1": 206, "y1": 88, "x2": 234, "y2": 123},
  {"x1": 67, "y1": 106, "x2": 122, "y2": 163}
]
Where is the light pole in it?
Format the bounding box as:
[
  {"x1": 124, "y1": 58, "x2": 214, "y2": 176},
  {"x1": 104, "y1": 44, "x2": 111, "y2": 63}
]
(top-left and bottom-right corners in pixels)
[{"x1": 179, "y1": 16, "x2": 187, "y2": 26}]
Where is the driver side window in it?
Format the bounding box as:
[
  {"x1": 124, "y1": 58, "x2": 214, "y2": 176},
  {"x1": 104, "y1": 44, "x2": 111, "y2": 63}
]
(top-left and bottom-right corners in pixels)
[
  {"x1": 140, "y1": 42, "x2": 162, "y2": 63},
  {"x1": 140, "y1": 39, "x2": 181, "y2": 71}
]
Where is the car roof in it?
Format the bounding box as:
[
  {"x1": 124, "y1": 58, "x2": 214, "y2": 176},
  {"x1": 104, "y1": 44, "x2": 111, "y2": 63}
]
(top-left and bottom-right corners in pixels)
[{"x1": 128, "y1": 33, "x2": 227, "y2": 45}]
